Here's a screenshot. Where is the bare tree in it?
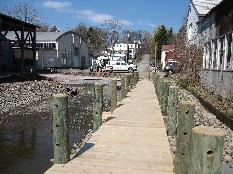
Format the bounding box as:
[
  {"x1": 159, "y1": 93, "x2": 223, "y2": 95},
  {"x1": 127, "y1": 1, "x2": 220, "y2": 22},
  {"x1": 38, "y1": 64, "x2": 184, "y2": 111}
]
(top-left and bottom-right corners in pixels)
[
  {"x1": 172, "y1": 25, "x2": 202, "y2": 84},
  {"x1": 37, "y1": 23, "x2": 49, "y2": 32},
  {"x1": 74, "y1": 23, "x2": 89, "y2": 36},
  {"x1": 3, "y1": 1, "x2": 39, "y2": 24},
  {"x1": 101, "y1": 19, "x2": 123, "y2": 46}
]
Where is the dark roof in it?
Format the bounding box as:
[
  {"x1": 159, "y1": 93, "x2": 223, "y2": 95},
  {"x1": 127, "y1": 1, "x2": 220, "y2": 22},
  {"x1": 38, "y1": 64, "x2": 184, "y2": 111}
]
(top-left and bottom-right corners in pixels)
[
  {"x1": 3, "y1": 31, "x2": 64, "y2": 41},
  {"x1": 199, "y1": 0, "x2": 231, "y2": 23},
  {"x1": 0, "y1": 12, "x2": 39, "y2": 31},
  {"x1": 4, "y1": 31, "x2": 86, "y2": 43}
]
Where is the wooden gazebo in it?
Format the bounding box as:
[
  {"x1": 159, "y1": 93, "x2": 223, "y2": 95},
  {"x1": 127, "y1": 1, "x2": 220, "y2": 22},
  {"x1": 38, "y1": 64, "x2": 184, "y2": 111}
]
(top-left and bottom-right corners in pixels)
[{"x1": 0, "y1": 13, "x2": 38, "y2": 73}]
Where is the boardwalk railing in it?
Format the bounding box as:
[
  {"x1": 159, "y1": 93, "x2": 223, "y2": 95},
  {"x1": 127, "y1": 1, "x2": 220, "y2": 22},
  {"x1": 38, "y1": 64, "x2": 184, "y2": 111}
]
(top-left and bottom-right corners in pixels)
[
  {"x1": 52, "y1": 72, "x2": 140, "y2": 165},
  {"x1": 152, "y1": 72, "x2": 225, "y2": 174}
]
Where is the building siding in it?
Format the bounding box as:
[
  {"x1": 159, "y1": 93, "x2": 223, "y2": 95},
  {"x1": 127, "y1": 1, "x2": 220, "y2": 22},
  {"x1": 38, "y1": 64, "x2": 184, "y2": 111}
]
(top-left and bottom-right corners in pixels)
[
  {"x1": 187, "y1": 2, "x2": 200, "y2": 43},
  {"x1": 198, "y1": 0, "x2": 233, "y2": 99},
  {"x1": 36, "y1": 31, "x2": 90, "y2": 69}
]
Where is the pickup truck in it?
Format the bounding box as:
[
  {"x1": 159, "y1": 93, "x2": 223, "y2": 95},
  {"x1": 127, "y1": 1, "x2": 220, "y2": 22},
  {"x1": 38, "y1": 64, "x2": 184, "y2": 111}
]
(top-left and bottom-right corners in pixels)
[{"x1": 106, "y1": 61, "x2": 137, "y2": 73}]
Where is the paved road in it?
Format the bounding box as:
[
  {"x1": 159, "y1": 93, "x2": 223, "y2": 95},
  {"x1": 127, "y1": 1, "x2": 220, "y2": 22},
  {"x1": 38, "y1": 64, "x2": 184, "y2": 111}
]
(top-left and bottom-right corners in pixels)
[{"x1": 137, "y1": 54, "x2": 150, "y2": 79}]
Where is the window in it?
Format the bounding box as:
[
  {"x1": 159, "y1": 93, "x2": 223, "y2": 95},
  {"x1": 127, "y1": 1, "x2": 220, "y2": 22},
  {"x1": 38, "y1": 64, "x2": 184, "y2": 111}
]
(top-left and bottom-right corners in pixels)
[
  {"x1": 188, "y1": 24, "x2": 193, "y2": 40},
  {"x1": 188, "y1": 5, "x2": 191, "y2": 14},
  {"x1": 62, "y1": 53, "x2": 69, "y2": 65},
  {"x1": 219, "y1": 37, "x2": 224, "y2": 68},
  {"x1": 208, "y1": 43, "x2": 212, "y2": 69},
  {"x1": 121, "y1": 63, "x2": 126, "y2": 65},
  {"x1": 116, "y1": 62, "x2": 120, "y2": 65},
  {"x1": 227, "y1": 33, "x2": 232, "y2": 69},
  {"x1": 74, "y1": 47, "x2": 79, "y2": 56},
  {"x1": 213, "y1": 40, "x2": 217, "y2": 69}
]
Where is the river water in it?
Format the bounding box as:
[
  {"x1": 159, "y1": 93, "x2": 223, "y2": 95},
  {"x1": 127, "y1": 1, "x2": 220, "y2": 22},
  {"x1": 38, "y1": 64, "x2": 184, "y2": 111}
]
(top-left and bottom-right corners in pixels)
[{"x1": 0, "y1": 84, "x2": 95, "y2": 174}]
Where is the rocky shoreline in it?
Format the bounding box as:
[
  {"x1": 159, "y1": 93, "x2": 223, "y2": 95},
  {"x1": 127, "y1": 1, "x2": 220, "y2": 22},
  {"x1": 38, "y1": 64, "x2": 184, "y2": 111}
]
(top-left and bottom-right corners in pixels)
[
  {"x1": 0, "y1": 76, "x2": 112, "y2": 124},
  {"x1": 166, "y1": 88, "x2": 233, "y2": 172}
]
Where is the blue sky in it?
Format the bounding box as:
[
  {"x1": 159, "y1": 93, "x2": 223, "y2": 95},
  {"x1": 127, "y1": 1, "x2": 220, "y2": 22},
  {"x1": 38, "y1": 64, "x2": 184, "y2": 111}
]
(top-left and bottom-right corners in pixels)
[{"x1": 0, "y1": 0, "x2": 189, "y2": 33}]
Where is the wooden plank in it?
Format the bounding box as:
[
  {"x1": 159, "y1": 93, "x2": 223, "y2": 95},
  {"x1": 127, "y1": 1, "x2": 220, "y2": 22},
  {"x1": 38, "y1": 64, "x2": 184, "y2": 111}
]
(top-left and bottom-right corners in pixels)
[{"x1": 45, "y1": 80, "x2": 173, "y2": 174}]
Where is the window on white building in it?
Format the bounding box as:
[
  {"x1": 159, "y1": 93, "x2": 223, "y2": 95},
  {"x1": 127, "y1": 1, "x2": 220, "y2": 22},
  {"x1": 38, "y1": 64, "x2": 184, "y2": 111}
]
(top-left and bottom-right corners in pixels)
[
  {"x1": 213, "y1": 41, "x2": 217, "y2": 69},
  {"x1": 188, "y1": 24, "x2": 193, "y2": 40},
  {"x1": 219, "y1": 37, "x2": 224, "y2": 69},
  {"x1": 226, "y1": 33, "x2": 232, "y2": 70}
]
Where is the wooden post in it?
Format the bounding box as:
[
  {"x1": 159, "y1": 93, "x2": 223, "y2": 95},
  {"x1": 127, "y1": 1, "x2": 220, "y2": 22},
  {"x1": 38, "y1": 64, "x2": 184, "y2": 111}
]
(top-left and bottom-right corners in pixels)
[
  {"x1": 53, "y1": 94, "x2": 69, "y2": 164},
  {"x1": 156, "y1": 77, "x2": 162, "y2": 104},
  {"x1": 133, "y1": 72, "x2": 137, "y2": 85},
  {"x1": 111, "y1": 80, "x2": 117, "y2": 113},
  {"x1": 174, "y1": 101, "x2": 195, "y2": 174},
  {"x1": 154, "y1": 74, "x2": 159, "y2": 92},
  {"x1": 137, "y1": 71, "x2": 139, "y2": 82},
  {"x1": 167, "y1": 86, "x2": 179, "y2": 136},
  {"x1": 151, "y1": 72, "x2": 155, "y2": 83},
  {"x1": 93, "y1": 83, "x2": 103, "y2": 132},
  {"x1": 188, "y1": 126, "x2": 225, "y2": 174},
  {"x1": 125, "y1": 75, "x2": 130, "y2": 93},
  {"x1": 161, "y1": 80, "x2": 170, "y2": 116},
  {"x1": 121, "y1": 76, "x2": 126, "y2": 100},
  {"x1": 130, "y1": 74, "x2": 133, "y2": 89},
  {"x1": 132, "y1": 73, "x2": 135, "y2": 87}
]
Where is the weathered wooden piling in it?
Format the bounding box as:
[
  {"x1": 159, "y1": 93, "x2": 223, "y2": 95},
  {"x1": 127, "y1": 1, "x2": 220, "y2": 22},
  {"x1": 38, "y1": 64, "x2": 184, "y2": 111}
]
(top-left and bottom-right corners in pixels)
[
  {"x1": 53, "y1": 93, "x2": 70, "y2": 164},
  {"x1": 125, "y1": 75, "x2": 130, "y2": 93},
  {"x1": 133, "y1": 72, "x2": 137, "y2": 85},
  {"x1": 174, "y1": 101, "x2": 195, "y2": 174},
  {"x1": 167, "y1": 86, "x2": 179, "y2": 136},
  {"x1": 151, "y1": 72, "x2": 155, "y2": 83},
  {"x1": 154, "y1": 74, "x2": 159, "y2": 92},
  {"x1": 130, "y1": 74, "x2": 133, "y2": 89},
  {"x1": 93, "y1": 83, "x2": 103, "y2": 132},
  {"x1": 161, "y1": 80, "x2": 170, "y2": 116},
  {"x1": 121, "y1": 76, "x2": 126, "y2": 100},
  {"x1": 111, "y1": 80, "x2": 117, "y2": 113},
  {"x1": 188, "y1": 126, "x2": 225, "y2": 174},
  {"x1": 156, "y1": 77, "x2": 163, "y2": 103}
]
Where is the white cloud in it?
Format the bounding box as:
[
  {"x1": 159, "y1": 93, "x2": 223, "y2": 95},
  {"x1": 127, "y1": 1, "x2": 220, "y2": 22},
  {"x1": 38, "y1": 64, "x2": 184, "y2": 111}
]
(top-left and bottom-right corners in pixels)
[
  {"x1": 75, "y1": 10, "x2": 132, "y2": 25},
  {"x1": 43, "y1": 1, "x2": 72, "y2": 10},
  {"x1": 42, "y1": 2, "x2": 132, "y2": 26},
  {"x1": 136, "y1": 20, "x2": 155, "y2": 27},
  {"x1": 119, "y1": 19, "x2": 132, "y2": 25},
  {"x1": 76, "y1": 10, "x2": 113, "y2": 24}
]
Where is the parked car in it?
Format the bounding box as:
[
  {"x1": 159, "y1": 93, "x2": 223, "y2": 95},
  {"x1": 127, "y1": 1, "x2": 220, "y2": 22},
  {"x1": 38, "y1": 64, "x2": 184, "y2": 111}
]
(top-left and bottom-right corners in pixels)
[
  {"x1": 106, "y1": 61, "x2": 137, "y2": 72},
  {"x1": 164, "y1": 61, "x2": 177, "y2": 74}
]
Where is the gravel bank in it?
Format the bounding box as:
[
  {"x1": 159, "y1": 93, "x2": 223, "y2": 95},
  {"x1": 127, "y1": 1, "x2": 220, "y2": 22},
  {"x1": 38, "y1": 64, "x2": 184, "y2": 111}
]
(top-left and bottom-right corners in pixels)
[
  {"x1": 0, "y1": 80, "x2": 63, "y2": 119},
  {"x1": 166, "y1": 88, "x2": 233, "y2": 173}
]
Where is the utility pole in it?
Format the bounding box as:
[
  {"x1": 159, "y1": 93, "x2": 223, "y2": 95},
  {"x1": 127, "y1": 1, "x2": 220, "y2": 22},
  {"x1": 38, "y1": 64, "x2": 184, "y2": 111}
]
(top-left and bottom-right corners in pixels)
[
  {"x1": 126, "y1": 31, "x2": 130, "y2": 63},
  {"x1": 154, "y1": 42, "x2": 157, "y2": 68}
]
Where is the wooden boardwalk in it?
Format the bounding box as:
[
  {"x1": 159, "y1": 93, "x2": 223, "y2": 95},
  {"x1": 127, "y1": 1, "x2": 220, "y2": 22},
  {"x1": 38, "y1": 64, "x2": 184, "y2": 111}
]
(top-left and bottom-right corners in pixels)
[{"x1": 45, "y1": 79, "x2": 173, "y2": 174}]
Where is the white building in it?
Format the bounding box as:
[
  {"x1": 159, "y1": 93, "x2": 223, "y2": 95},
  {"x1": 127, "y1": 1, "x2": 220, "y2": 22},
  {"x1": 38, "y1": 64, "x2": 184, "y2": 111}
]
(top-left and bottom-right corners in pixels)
[
  {"x1": 161, "y1": 45, "x2": 175, "y2": 69},
  {"x1": 186, "y1": 0, "x2": 222, "y2": 44},
  {"x1": 112, "y1": 43, "x2": 140, "y2": 59}
]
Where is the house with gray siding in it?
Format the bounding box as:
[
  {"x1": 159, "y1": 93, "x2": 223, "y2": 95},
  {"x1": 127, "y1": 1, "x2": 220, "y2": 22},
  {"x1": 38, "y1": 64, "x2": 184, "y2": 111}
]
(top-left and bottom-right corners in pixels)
[
  {"x1": 186, "y1": 0, "x2": 222, "y2": 44},
  {"x1": 36, "y1": 31, "x2": 90, "y2": 69},
  {"x1": 5, "y1": 31, "x2": 91, "y2": 70},
  {"x1": 198, "y1": 0, "x2": 233, "y2": 98}
]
